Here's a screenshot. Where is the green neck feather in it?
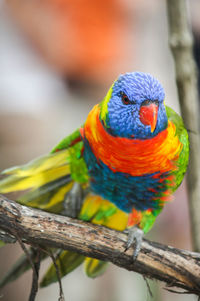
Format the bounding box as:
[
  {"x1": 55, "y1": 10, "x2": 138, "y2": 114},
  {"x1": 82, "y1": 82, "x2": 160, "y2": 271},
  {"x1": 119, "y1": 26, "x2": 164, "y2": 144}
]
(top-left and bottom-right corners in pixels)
[{"x1": 99, "y1": 82, "x2": 115, "y2": 125}]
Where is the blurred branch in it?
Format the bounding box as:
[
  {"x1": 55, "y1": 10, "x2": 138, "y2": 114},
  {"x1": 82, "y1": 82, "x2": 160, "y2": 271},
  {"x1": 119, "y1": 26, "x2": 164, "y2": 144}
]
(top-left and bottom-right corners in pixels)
[
  {"x1": 166, "y1": 0, "x2": 200, "y2": 252},
  {"x1": 0, "y1": 195, "x2": 200, "y2": 296}
]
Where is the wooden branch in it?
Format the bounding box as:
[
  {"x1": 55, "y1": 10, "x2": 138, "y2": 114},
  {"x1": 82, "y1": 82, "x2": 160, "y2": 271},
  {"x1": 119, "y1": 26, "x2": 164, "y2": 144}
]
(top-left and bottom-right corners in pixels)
[
  {"x1": 0, "y1": 195, "x2": 200, "y2": 296},
  {"x1": 166, "y1": 0, "x2": 200, "y2": 252}
]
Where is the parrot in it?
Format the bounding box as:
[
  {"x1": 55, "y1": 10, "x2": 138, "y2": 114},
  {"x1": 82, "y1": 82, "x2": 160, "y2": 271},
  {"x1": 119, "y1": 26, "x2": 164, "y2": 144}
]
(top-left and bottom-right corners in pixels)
[{"x1": 0, "y1": 72, "x2": 189, "y2": 287}]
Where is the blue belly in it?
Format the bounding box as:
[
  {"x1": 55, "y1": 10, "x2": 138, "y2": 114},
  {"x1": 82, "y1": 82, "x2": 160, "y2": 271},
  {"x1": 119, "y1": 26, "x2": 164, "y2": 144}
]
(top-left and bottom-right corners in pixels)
[{"x1": 83, "y1": 139, "x2": 169, "y2": 213}]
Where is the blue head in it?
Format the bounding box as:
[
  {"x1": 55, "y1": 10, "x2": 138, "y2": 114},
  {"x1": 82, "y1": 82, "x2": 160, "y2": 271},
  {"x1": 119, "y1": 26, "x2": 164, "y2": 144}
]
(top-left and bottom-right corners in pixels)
[{"x1": 101, "y1": 72, "x2": 168, "y2": 139}]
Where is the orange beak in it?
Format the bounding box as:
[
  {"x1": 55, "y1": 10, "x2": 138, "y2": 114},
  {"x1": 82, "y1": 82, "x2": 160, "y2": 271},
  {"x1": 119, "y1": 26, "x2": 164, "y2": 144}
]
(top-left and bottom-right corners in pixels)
[{"x1": 139, "y1": 102, "x2": 158, "y2": 133}]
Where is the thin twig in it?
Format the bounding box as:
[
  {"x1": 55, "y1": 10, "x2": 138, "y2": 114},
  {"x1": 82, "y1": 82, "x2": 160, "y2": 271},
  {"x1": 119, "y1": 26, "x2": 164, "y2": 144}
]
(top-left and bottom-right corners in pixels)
[
  {"x1": 40, "y1": 247, "x2": 65, "y2": 301},
  {"x1": 49, "y1": 250, "x2": 65, "y2": 301},
  {"x1": 11, "y1": 230, "x2": 40, "y2": 301},
  {"x1": 29, "y1": 249, "x2": 41, "y2": 301},
  {"x1": 143, "y1": 276, "x2": 153, "y2": 299}
]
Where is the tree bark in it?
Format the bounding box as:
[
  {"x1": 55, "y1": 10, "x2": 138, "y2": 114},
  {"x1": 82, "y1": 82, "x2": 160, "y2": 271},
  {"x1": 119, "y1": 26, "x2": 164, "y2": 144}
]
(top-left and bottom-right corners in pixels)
[
  {"x1": 0, "y1": 195, "x2": 200, "y2": 296},
  {"x1": 166, "y1": 0, "x2": 200, "y2": 252}
]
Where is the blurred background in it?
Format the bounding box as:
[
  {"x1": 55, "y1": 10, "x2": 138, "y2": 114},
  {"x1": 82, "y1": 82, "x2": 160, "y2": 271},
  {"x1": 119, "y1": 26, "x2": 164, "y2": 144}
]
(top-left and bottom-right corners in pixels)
[{"x1": 0, "y1": 0, "x2": 199, "y2": 300}]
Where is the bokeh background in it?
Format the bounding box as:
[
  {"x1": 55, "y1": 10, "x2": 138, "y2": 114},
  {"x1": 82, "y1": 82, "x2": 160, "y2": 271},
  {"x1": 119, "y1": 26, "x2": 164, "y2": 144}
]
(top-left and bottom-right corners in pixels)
[{"x1": 0, "y1": 0, "x2": 199, "y2": 300}]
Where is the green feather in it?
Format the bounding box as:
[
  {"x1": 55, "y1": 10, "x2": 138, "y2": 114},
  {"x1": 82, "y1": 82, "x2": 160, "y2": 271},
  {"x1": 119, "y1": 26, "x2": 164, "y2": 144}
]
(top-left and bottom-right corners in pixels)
[
  {"x1": 51, "y1": 128, "x2": 89, "y2": 183},
  {"x1": 166, "y1": 105, "x2": 189, "y2": 190},
  {"x1": 84, "y1": 258, "x2": 108, "y2": 278},
  {"x1": 51, "y1": 128, "x2": 82, "y2": 153}
]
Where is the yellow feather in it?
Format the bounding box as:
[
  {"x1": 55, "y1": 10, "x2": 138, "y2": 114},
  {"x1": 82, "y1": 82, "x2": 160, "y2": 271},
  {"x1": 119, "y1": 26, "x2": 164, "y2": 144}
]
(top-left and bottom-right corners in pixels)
[
  {"x1": 0, "y1": 150, "x2": 70, "y2": 193},
  {"x1": 79, "y1": 194, "x2": 103, "y2": 220},
  {"x1": 84, "y1": 258, "x2": 108, "y2": 278},
  {"x1": 0, "y1": 165, "x2": 70, "y2": 193},
  {"x1": 100, "y1": 82, "x2": 115, "y2": 123},
  {"x1": 44, "y1": 182, "x2": 73, "y2": 210},
  {"x1": 80, "y1": 193, "x2": 128, "y2": 231},
  {"x1": 3, "y1": 151, "x2": 69, "y2": 177}
]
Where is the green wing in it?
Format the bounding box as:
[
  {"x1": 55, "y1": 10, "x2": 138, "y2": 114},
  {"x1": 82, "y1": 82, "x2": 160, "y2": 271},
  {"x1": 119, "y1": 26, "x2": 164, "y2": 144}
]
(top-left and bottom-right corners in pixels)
[
  {"x1": 166, "y1": 105, "x2": 189, "y2": 190},
  {"x1": 0, "y1": 128, "x2": 88, "y2": 212}
]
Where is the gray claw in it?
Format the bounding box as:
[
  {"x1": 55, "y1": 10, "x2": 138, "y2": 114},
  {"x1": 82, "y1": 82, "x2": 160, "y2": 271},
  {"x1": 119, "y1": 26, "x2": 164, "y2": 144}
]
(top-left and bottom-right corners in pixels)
[
  {"x1": 63, "y1": 182, "x2": 84, "y2": 218},
  {"x1": 125, "y1": 227, "x2": 144, "y2": 260}
]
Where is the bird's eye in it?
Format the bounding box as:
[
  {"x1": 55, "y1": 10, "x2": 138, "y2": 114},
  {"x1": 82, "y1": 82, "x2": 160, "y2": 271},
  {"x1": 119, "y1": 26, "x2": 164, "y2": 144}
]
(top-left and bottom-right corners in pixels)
[{"x1": 121, "y1": 93, "x2": 131, "y2": 105}]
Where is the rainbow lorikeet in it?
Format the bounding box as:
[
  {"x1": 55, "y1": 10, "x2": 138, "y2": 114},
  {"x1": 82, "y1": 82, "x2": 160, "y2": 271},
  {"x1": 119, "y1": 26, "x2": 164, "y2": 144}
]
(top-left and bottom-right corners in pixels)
[{"x1": 0, "y1": 72, "x2": 189, "y2": 286}]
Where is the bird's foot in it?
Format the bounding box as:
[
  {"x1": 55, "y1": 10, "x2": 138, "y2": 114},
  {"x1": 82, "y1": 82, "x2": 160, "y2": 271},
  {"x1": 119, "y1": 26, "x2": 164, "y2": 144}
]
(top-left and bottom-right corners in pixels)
[
  {"x1": 124, "y1": 226, "x2": 144, "y2": 260},
  {"x1": 63, "y1": 182, "x2": 84, "y2": 218}
]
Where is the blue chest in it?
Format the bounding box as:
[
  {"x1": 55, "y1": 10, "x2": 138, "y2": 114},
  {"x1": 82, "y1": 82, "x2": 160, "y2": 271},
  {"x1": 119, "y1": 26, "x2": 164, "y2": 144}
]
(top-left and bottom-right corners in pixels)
[{"x1": 83, "y1": 139, "x2": 169, "y2": 213}]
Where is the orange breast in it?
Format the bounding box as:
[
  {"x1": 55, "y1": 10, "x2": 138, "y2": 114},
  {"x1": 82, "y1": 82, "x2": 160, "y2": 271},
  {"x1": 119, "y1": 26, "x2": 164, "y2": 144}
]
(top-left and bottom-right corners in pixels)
[{"x1": 82, "y1": 105, "x2": 182, "y2": 177}]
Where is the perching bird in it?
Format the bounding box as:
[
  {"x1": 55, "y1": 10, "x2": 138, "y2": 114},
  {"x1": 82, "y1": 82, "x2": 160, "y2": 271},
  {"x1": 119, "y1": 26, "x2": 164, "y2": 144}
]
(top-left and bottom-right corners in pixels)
[{"x1": 0, "y1": 72, "x2": 189, "y2": 286}]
